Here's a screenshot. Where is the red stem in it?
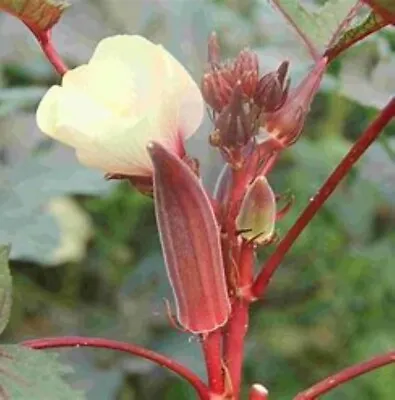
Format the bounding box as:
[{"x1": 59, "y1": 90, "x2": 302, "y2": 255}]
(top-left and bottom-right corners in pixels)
[
  {"x1": 21, "y1": 336, "x2": 210, "y2": 400},
  {"x1": 224, "y1": 299, "x2": 249, "y2": 399},
  {"x1": 34, "y1": 30, "x2": 68, "y2": 76},
  {"x1": 224, "y1": 242, "x2": 254, "y2": 398},
  {"x1": 294, "y1": 351, "x2": 395, "y2": 399},
  {"x1": 201, "y1": 330, "x2": 225, "y2": 395},
  {"x1": 252, "y1": 97, "x2": 395, "y2": 298},
  {"x1": 221, "y1": 149, "x2": 278, "y2": 397},
  {"x1": 238, "y1": 241, "x2": 255, "y2": 294}
]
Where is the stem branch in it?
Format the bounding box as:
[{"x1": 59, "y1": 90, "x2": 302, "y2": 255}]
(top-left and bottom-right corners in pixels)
[
  {"x1": 22, "y1": 336, "x2": 210, "y2": 400},
  {"x1": 325, "y1": 14, "x2": 389, "y2": 62},
  {"x1": 252, "y1": 97, "x2": 395, "y2": 298},
  {"x1": 294, "y1": 351, "x2": 395, "y2": 399}
]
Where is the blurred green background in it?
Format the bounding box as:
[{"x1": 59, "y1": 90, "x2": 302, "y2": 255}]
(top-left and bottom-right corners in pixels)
[{"x1": 0, "y1": 0, "x2": 395, "y2": 398}]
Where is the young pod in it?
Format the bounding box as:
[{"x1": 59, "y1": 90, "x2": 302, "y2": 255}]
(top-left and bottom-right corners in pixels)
[
  {"x1": 148, "y1": 142, "x2": 231, "y2": 334},
  {"x1": 236, "y1": 176, "x2": 276, "y2": 245}
]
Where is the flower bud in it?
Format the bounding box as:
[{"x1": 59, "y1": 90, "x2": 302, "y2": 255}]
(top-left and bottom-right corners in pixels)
[
  {"x1": 254, "y1": 61, "x2": 289, "y2": 112},
  {"x1": 261, "y1": 57, "x2": 327, "y2": 148},
  {"x1": 233, "y1": 49, "x2": 259, "y2": 97},
  {"x1": 202, "y1": 68, "x2": 234, "y2": 112},
  {"x1": 202, "y1": 36, "x2": 259, "y2": 113},
  {"x1": 249, "y1": 384, "x2": 269, "y2": 400},
  {"x1": 208, "y1": 31, "x2": 221, "y2": 65},
  {"x1": 236, "y1": 176, "x2": 276, "y2": 244},
  {"x1": 212, "y1": 82, "x2": 259, "y2": 149}
]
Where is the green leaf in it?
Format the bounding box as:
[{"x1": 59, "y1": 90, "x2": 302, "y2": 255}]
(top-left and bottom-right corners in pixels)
[
  {"x1": 339, "y1": 40, "x2": 395, "y2": 109},
  {"x1": 0, "y1": 156, "x2": 111, "y2": 263},
  {"x1": 272, "y1": 0, "x2": 362, "y2": 56},
  {"x1": 0, "y1": 345, "x2": 85, "y2": 399},
  {"x1": 0, "y1": 0, "x2": 69, "y2": 32},
  {"x1": 360, "y1": 139, "x2": 395, "y2": 205},
  {"x1": 0, "y1": 245, "x2": 12, "y2": 335},
  {"x1": 327, "y1": 12, "x2": 387, "y2": 59},
  {"x1": 61, "y1": 351, "x2": 123, "y2": 400}
]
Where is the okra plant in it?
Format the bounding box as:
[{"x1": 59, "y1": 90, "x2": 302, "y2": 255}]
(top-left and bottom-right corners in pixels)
[{"x1": 0, "y1": 0, "x2": 394, "y2": 399}]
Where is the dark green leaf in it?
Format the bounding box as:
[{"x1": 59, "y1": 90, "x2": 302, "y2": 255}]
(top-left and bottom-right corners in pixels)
[{"x1": 0, "y1": 344, "x2": 85, "y2": 399}]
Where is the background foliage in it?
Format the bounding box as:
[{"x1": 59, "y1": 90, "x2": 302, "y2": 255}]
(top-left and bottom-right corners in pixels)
[{"x1": 0, "y1": 0, "x2": 394, "y2": 398}]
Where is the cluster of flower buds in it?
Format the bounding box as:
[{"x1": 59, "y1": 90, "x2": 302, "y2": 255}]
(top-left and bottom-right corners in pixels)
[
  {"x1": 201, "y1": 33, "x2": 290, "y2": 164},
  {"x1": 202, "y1": 33, "x2": 328, "y2": 161}
]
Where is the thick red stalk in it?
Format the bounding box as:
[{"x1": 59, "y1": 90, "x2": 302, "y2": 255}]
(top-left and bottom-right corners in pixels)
[
  {"x1": 252, "y1": 97, "x2": 395, "y2": 298},
  {"x1": 201, "y1": 330, "x2": 225, "y2": 395},
  {"x1": 224, "y1": 242, "x2": 254, "y2": 398},
  {"x1": 221, "y1": 149, "x2": 278, "y2": 397},
  {"x1": 34, "y1": 30, "x2": 68, "y2": 76},
  {"x1": 21, "y1": 336, "x2": 210, "y2": 400},
  {"x1": 294, "y1": 351, "x2": 395, "y2": 399},
  {"x1": 226, "y1": 167, "x2": 248, "y2": 227},
  {"x1": 224, "y1": 299, "x2": 249, "y2": 399},
  {"x1": 238, "y1": 241, "x2": 255, "y2": 295}
]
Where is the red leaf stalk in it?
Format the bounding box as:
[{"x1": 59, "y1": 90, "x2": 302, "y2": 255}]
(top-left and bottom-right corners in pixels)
[
  {"x1": 34, "y1": 30, "x2": 68, "y2": 76},
  {"x1": 21, "y1": 336, "x2": 210, "y2": 400},
  {"x1": 252, "y1": 97, "x2": 395, "y2": 298},
  {"x1": 294, "y1": 351, "x2": 395, "y2": 399},
  {"x1": 325, "y1": 14, "x2": 389, "y2": 62}
]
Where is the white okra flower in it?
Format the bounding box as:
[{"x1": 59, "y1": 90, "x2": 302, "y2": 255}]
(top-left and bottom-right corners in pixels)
[{"x1": 37, "y1": 35, "x2": 204, "y2": 176}]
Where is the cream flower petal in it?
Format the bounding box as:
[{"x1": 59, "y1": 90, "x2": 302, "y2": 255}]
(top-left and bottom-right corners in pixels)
[
  {"x1": 36, "y1": 85, "x2": 60, "y2": 137},
  {"x1": 90, "y1": 35, "x2": 158, "y2": 65},
  {"x1": 59, "y1": 87, "x2": 182, "y2": 175},
  {"x1": 157, "y1": 46, "x2": 204, "y2": 139},
  {"x1": 76, "y1": 110, "x2": 180, "y2": 176},
  {"x1": 75, "y1": 121, "x2": 153, "y2": 176},
  {"x1": 38, "y1": 85, "x2": 148, "y2": 171},
  {"x1": 58, "y1": 88, "x2": 158, "y2": 171},
  {"x1": 37, "y1": 86, "x2": 94, "y2": 149},
  {"x1": 89, "y1": 35, "x2": 166, "y2": 109},
  {"x1": 62, "y1": 61, "x2": 138, "y2": 117}
]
